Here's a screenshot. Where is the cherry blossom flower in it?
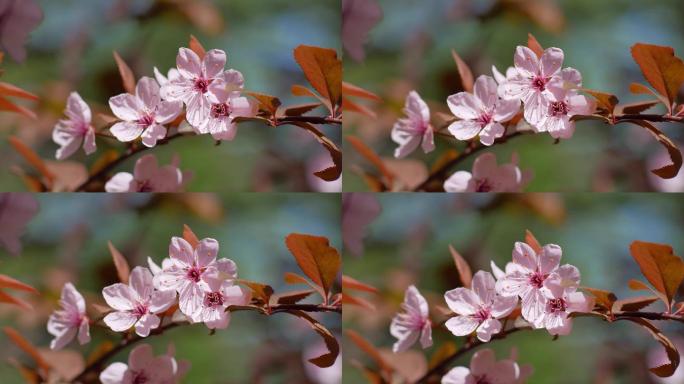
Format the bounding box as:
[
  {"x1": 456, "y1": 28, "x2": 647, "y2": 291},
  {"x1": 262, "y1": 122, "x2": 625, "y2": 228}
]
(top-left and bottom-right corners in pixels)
[
  {"x1": 99, "y1": 344, "x2": 190, "y2": 384},
  {"x1": 342, "y1": 193, "x2": 381, "y2": 257},
  {"x1": 153, "y1": 237, "x2": 238, "y2": 318},
  {"x1": 52, "y1": 92, "x2": 96, "y2": 160},
  {"x1": 153, "y1": 66, "x2": 181, "y2": 100},
  {"x1": 533, "y1": 69, "x2": 592, "y2": 139},
  {"x1": 491, "y1": 65, "x2": 517, "y2": 87},
  {"x1": 0, "y1": 193, "x2": 38, "y2": 256},
  {"x1": 495, "y1": 242, "x2": 579, "y2": 324},
  {"x1": 444, "y1": 271, "x2": 517, "y2": 342},
  {"x1": 161, "y1": 48, "x2": 231, "y2": 127},
  {"x1": 102, "y1": 267, "x2": 176, "y2": 337},
  {"x1": 47, "y1": 283, "x2": 90, "y2": 350},
  {"x1": 499, "y1": 46, "x2": 571, "y2": 126},
  {"x1": 104, "y1": 154, "x2": 191, "y2": 193},
  {"x1": 447, "y1": 75, "x2": 520, "y2": 146},
  {"x1": 390, "y1": 285, "x2": 432, "y2": 353},
  {"x1": 391, "y1": 91, "x2": 435, "y2": 158},
  {"x1": 342, "y1": 0, "x2": 382, "y2": 62},
  {"x1": 190, "y1": 278, "x2": 250, "y2": 329},
  {"x1": 109, "y1": 77, "x2": 183, "y2": 147},
  {"x1": 441, "y1": 349, "x2": 532, "y2": 384},
  {"x1": 536, "y1": 289, "x2": 589, "y2": 336},
  {"x1": 0, "y1": 0, "x2": 43, "y2": 62},
  {"x1": 197, "y1": 70, "x2": 256, "y2": 141},
  {"x1": 443, "y1": 153, "x2": 531, "y2": 192}
]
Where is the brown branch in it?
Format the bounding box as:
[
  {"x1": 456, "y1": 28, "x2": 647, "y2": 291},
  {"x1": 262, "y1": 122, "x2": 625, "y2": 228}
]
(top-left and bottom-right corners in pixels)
[
  {"x1": 612, "y1": 114, "x2": 684, "y2": 124},
  {"x1": 275, "y1": 115, "x2": 341, "y2": 126}
]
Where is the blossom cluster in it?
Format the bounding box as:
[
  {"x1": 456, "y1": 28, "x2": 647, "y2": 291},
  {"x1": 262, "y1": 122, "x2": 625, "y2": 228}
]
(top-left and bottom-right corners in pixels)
[
  {"x1": 389, "y1": 239, "x2": 590, "y2": 382},
  {"x1": 442, "y1": 348, "x2": 532, "y2": 384},
  {"x1": 100, "y1": 344, "x2": 189, "y2": 384}
]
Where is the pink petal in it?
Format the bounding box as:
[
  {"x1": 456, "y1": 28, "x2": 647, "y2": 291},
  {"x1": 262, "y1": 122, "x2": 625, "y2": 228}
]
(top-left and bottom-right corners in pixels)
[
  {"x1": 105, "y1": 172, "x2": 135, "y2": 193},
  {"x1": 405, "y1": 91, "x2": 430, "y2": 123},
  {"x1": 512, "y1": 242, "x2": 538, "y2": 271},
  {"x1": 472, "y1": 271, "x2": 496, "y2": 305},
  {"x1": 169, "y1": 237, "x2": 194, "y2": 265},
  {"x1": 493, "y1": 98, "x2": 520, "y2": 123},
  {"x1": 176, "y1": 48, "x2": 202, "y2": 79},
  {"x1": 441, "y1": 366, "x2": 470, "y2": 384},
  {"x1": 230, "y1": 97, "x2": 255, "y2": 118},
  {"x1": 498, "y1": 75, "x2": 530, "y2": 101},
  {"x1": 445, "y1": 315, "x2": 479, "y2": 336},
  {"x1": 472, "y1": 152, "x2": 499, "y2": 179},
  {"x1": 129, "y1": 267, "x2": 154, "y2": 301},
  {"x1": 103, "y1": 311, "x2": 138, "y2": 332},
  {"x1": 99, "y1": 362, "x2": 128, "y2": 384},
  {"x1": 49, "y1": 326, "x2": 76, "y2": 350},
  {"x1": 421, "y1": 125, "x2": 435, "y2": 154},
  {"x1": 141, "y1": 124, "x2": 167, "y2": 148},
  {"x1": 65, "y1": 92, "x2": 91, "y2": 123},
  {"x1": 110, "y1": 121, "x2": 143, "y2": 142},
  {"x1": 522, "y1": 91, "x2": 548, "y2": 126},
  {"x1": 133, "y1": 154, "x2": 159, "y2": 181},
  {"x1": 155, "y1": 100, "x2": 183, "y2": 124},
  {"x1": 444, "y1": 287, "x2": 480, "y2": 315},
  {"x1": 495, "y1": 273, "x2": 529, "y2": 297},
  {"x1": 210, "y1": 120, "x2": 238, "y2": 141},
  {"x1": 513, "y1": 46, "x2": 539, "y2": 77},
  {"x1": 178, "y1": 281, "x2": 203, "y2": 317},
  {"x1": 61, "y1": 282, "x2": 86, "y2": 313},
  {"x1": 134, "y1": 313, "x2": 160, "y2": 337},
  {"x1": 128, "y1": 344, "x2": 155, "y2": 369},
  {"x1": 204, "y1": 309, "x2": 230, "y2": 330},
  {"x1": 473, "y1": 75, "x2": 498, "y2": 109},
  {"x1": 202, "y1": 49, "x2": 227, "y2": 79},
  {"x1": 476, "y1": 318, "x2": 501, "y2": 342},
  {"x1": 195, "y1": 238, "x2": 219, "y2": 267},
  {"x1": 215, "y1": 258, "x2": 238, "y2": 279},
  {"x1": 149, "y1": 289, "x2": 176, "y2": 314},
  {"x1": 185, "y1": 92, "x2": 210, "y2": 127},
  {"x1": 561, "y1": 67, "x2": 582, "y2": 87},
  {"x1": 405, "y1": 285, "x2": 429, "y2": 317},
  {"x1": 521, "y1": 289, "x2": 547, "y2": 324},
  {"x1": 448, "y1": 120, "x2": 481, "y2": 141},
  {"x1": 490, "y1": 295, "x2": 518, "y2": 318},
  {"x1": 0, "y1": 0, "x2": 43, "y2": 62},
  {"x1": 102, "y1": 284, "x2": 135, "y2": 311},
  {"x1": 490, "y1": 261, "x2": 506, "y2": 280},
  {"x1": 391, "y1": 328, "x2": 419, "y2": 353},
  {"x1": 538, "y1": 244, "x2": 562, "y2": 274},
  {"x1": 109, "y1": 93, "x2": 142, "y2": 121},
  {"x1": 420, "y1": 321, "x2": 433, "y2": 349},
  {"x1": 53, "y1": 132, "x2": 81, "y2": 160},
  {"x1": 469, "y1": 349, "x2": 500, "y2": 377},
  {"x1": 392, "y1": 130, "x2": 421, "y2": 158},
  {"x1": 135, "y1": 77, "x2": 161, "y2": 109},
  {"x1": 83, "y1": 127, "x2": 96, "y2": 155},
  {"x1": 447, "y1": 92, "x2": 482, "y2": 120},
  {"x1": 443, "y1": 171, "x2": 472, "y2": 192},
  {"x1": 153, "y1": 267, "x2": 186, "y2": 291},
  {"x1": 149, "y1": 165, "x2": 183, "y2": 192},
  {"x1": 478, "y1": 122, "x2": 505, "y2": 146},
  {"x1": 77, "y1": 320, "x2": 90, "y2": 345},
  {"x1": 540, "y1": 47, "x2": 564, "y2": 77},
  {"x1": 161, "y1": 79, "x2": 194, "y2": 102},
  {"x1": 568, "y1": 94, "x2": 594, "y2": 116}
]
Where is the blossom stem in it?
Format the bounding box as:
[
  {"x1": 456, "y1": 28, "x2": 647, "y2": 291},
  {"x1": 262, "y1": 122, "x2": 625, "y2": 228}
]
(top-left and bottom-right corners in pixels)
[
  {"x1": 274, "y1": 115, "x2": 342, "y2": 126},
  {"x1": 613, "y1": 114, "x2": 684, "y2": 124}
]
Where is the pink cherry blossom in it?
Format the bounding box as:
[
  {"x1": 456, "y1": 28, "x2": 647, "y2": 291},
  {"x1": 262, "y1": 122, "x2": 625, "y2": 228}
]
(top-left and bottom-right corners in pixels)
[
  {"x1": 533, "y1": 69, "x2": 592, "y2": 139},
  {"x1": 495, "y1": 242, "x2": 579, "y2": 324},
  {"x1": 161, "y1": 48, "x2": 231, "y2": 127},
  {"x1": 102, "y1": 267, "x2": 176, "y2": 337},
  {"x1": 190, "y1": 278, "x2": 250, "y2": 329},
  {"x1": 109, "y1": 77, "x2": 183, "y2": 147},
  {"x1": 391, "y1": 91, "x2": 435, "y2": 158},
  {"x1": 441, "y1": 348, "x2": 532, "y2": 384},
  {"x1": 0, "y1": 0, "x2": 43, "y2": 62},
  {"x1": 99, "y1": 343, "x2": 190, "y2": 384},
  {"x1": 447, "y1": 75, "x2": 520, "y2": 146},
  {"x1": 444, "y1": 271, "x2": 517, "y2": 342},
  {"x1": 0, "y1": 193, "x2": 38, "y2": 256},
  {"x1": 153, "y1": 66, "x2": 181, "y2": 100},
  {"x1": 153, "y1": 237, "x2": 238, "y2": 318},
  {"x1": 443, "y1": 152, "x2": 531, "y2": 192},
  {"x1": 499, "y1": 46, "x2": 568, "y2": 125},
  {"x1": 390, "y1": 285, "x2": 432, "y2": 353},
  {"x1": 342, "y1": 0, "x2": 382, "y2": 62},
  {"x1": 537, "y1": 289, "x2": 589, "y2": 336},
  {"x1": 52, "y1": 92, "x2": 96, "y2": 160},
  {"x1": 197, "y1": 70, "x2": 256, "y2": 141},
  {"x1": 104, "y1": 154, "x2": 191, "y2": 193},
  {"x1": 47, "y1": 282, "x2": 90, "y2": 350}
]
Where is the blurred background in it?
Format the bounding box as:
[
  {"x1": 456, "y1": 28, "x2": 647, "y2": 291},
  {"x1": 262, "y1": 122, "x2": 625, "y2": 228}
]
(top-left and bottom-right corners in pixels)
[
  {"x1": 343, "y1": 0, "x2": 684, "y2": 192},
  {"x1": 0, "y1": 193, "x2": 341, "y2": 383},
  {"x1": 0, "y1": 0, "x2": 341, "y2": 192},
  {"x1": 343, "y1": 193, "x2": 684, "y2": 383}
]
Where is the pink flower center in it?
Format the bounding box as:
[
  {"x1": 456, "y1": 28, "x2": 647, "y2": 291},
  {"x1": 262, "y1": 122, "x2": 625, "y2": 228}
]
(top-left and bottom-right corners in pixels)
[
  {"x1": 194, "y1": 78, "x2": 210, "y2": 93},
  {"x1": 531, "y1": 76, "x2": 548, "y2": 91},
  {"x1": 137, "y1": 114, "x2": 155, "y2": 127},
  {"x1": 474, "y1": 375, "x2": 491, "y2": 384},
  {"x1": 204, "y1": 291, "x2": 225, "y2": 308},
  {"x1": 186, "y1": 265, "x2": 204, "y2": 282},
  {"x1": 210, "y1": 102, "x2": 232, "y2": 119},
  {"x1": 477, "y1": 113, "x2": 492, "y2": 128},
  {"x1": 132, "y1": 371, "x2": 149, "y2": 384},
  {"x1": 473, "y1": 307, "x2": 491, "y2": 322},
  {"x1": 548, "y1": 298, "x2": 567, "y2": 313},
  {"x1": 549, "y1": 101, "x2": 569, "y2": 116},
  {"x1": 133, "y1": 303, "x2": 149, "y2": 317},
  {"x1": 528, "y1": 271, "x2": 548, "y2": 289},
  {"x1": 474, "y1": 178, "x2": 492, "y2": 192},
  {"x1": 136, "y1": 180, "x2": 154, "y2": 192},
  {"x1": 397, "y1": 303, "x2": 427, "y2": 330}
]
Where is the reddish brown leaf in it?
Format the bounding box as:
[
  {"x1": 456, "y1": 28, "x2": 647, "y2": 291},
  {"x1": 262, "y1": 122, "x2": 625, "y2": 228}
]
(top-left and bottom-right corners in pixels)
[
  {"x1": 247, "y1": 92, "x2": 281, "y2": 117},
  {"x1": 342, "y1": 293, "x2": 375, "y2": 310},
  {"x1": 238, "y1": 279, "x2": 273, "y2": 304},
  {"x1": 0, "y1": 291, "x2": 32, "y2": 310},
  {"x1": 621, "y1": 120, "x2": 682, "y2": 179},
  {"x1": 0, "y1": 96, "x2": 36, "y2": 119},
  {"x1": 289, "y1": 310, "x2": 339, "y2": 368},
  {"x1": 582, "y1": 287, "x2": 617, "y2": 311},
  {"x1": 448, "y1": 244, "x2": 472, "y2": 288},
  {"x1": 342, "y1": 82, "x2": 381, "y2": 101},
  {"x1": 346, "y1": 136, "x2": 395, "y2": 187},
  {"x1": 524, "y1": 229, "x2": 543, "y2": 253},
  {"x1": 342, "y1": 96, "x2": 376, "y2": 118},
  {"x1": 283, "y1": 102, "x2": 322, "y2": 116},
  {"x1": 275, "y1": 290, "x2": 315, "y2": 305},
  {"x1": 612, "y1": 296, "x2": 659, "y2": 312},
  {"x1": 188, "y1": 35, "x2": 206, "y2": 59},
  {"x1": 285, "y1": 234, "x2": 341, "y2": 299},
  {"x1": 582, "y1": 89, "x2": 617, "y2": 115},
  {"x1": 108, "y1": 241, "x2": 130, "y2": 284},
  {"x1": 342, "y1": 275, "x2": 378, "y2": 294},
  {"x1": 619, "y1": 317, "x2": 679, "y2": 377},
  {"x1": 527, "y1": 33, "x2": 544, "y2": 58},
  {"x1": 112, "y1": 51, "x2": 135, "y2": 94},
  {"x1": 4, "y1": 327, "x2": 51, "y2": 373},
  {"x1": 629, "y1": 241, "x2": 684, "y2": 308},
  {"x1": 0, "y1": 82, "x2": 38, "y2": 100},
  {"x1": 291, "y1": 122, "x2": 341, "y2": 182},
  {"x1": 451, "y1": 49, "x2": 474, "y2": 93},
  {"x1": 182, "y1": 224, "x2": 200, "y2": 249},
  {"x1": 8, "y1": 136, "x2": 54, "y2": 187},
  {"x1": 631, "y1": 43, "x2": 684, "y2": 109},
  {"x1": 293, "y1": 45, "x2": 342, "y2": 111},
  {"x1": 616, "y1": 100, "x2": 660, "y2": 115},
  {"x1": 0, "y1": 274, "x2": 38, "y2": 294},
  {"x1": 346, "y1": 330, "x2": 393, "y2": 377}
]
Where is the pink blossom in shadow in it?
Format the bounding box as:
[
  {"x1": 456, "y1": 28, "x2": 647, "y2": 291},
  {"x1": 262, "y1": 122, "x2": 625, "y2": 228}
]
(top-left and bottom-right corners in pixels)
[
  {"x1": 441, "y1": 348, "x2": 532, "y2": 384},
  {"x1": 342, "y1": 193, "x2": 381, "y2": 257},
  {"x1": 342, "y1": 0, "x2": 382, "y2": 62},
  {"x1": 443, "y1": 152, "x2": 531, "y2": 192},
  {"x1": 104, "y1": 154, "x2": 191, "y2": 193},
  {"x1": 52, "y1": 92, "x2": 96, "y2": 160},
  {"x1": 99, "y1": 344, "x2": 190, "y2": 384},
  {"x1": 47, "y1": 283, "x2": 90, "y2": 350},
  {"x1": 0, "y1": 0, "x2": 42, "y2": 62},
  {"x1": 0, "y1": 193, "x2": 38, "y2": 256}
]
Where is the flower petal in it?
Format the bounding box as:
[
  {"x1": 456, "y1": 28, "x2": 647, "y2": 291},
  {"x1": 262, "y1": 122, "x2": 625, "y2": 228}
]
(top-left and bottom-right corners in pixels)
[
  {"x1": 155, "y1": 100, "x2": 183, "y2": 124},
  {"x1": 135, "y1": 77, "x2": 161, "y2": 110},
  {"x1": 102, "y1": 283, "x2": 135, "y2": 311},
  {"x1": 109, "y1": 93, "x2": 142, "y2": 121},
  {"x1": 444, "y1": 171, "x2": 472, "y2": 193},
  {"x1": 445, "y1": 315, "x2": 479, "y2": 336},
  {"x1": 513, "y1": 46, "x2": 539, "y2": 77},
  {"x1": 447, "y1": 92, "x2": 482, "y2": 120},
  {"x1": 202, "y1": 49, "x2": 227, "y2": 79},
  {"x1": 110, "y1": 121, "x2": 143, "y2": 142},
  {"x1": 103, "y1": 311, "x2": 138, "y2": 332},
  {"x1": 129, "y1": 266, "x2": 154, "y2": 302},
  {"x1": 476, "y1": 318, "x2": 501, "y2": 342},
  {"x1": 540, "y1": 47, "x2": 564, "y2": 77},
  {"x1": 176, "y1": 48, "x2": 202, "y2": 79},
  {"x1": 141, "y1": 124, "x2": 167, "y2": 148},
  {"x1": 473, "y1": 75, "x2": 498, "y2": 109},
  {"x1": 99, "y1": 362, "x2": 128, "y2": 384},
  {"x1": 444, "y1": 287, "x2": 480, "y2": 315},
  {"x1": 105, "y1": 172, "x2": 135, "y2": 192},
  {"x1": 447, "y1": 120, "x2": 481, "y2": 141},
  {"x1": 134, "y1": 313, "x2": 160, "y2": 337}
]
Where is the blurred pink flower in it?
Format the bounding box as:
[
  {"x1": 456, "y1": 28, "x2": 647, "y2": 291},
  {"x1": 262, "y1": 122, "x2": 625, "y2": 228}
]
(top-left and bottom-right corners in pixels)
[
  {"x1": 0, "y1": 193, "x2": 38, "y2": 256},
  {"x1": 441, "y1": 348, "x2": 532, "y2": 384},
  {"x1": 390, "y1": 285, "x2": 432, "y2": 353},
  {"x1": 104, "y1": 154, "x2": 191, "y2": 193},
  {"x1": 109, "y1": 77, "x2": 183, "y2": 147},
  {"x1": 197, "y1": 70, "x2": 255, "y2": 141},
  {"x1": 444, "y1": 271, "x2": 517, "y2": 342},
  {"x1": 447, "y1": 75, "x2": 520, "y2": 146},
  {"x1": 47, "y1": 283, "x2": 90, "y2": 350},
  {"x1": 161, "y1": 48, "x2": 230, "y2": 127},
  {"x1": 190, "y1": 278, "x2": 250, "y2": 329},
  {"x1": 102, "y1": 267, "x2": 176, "y2": 337},
  {"x1": 392, "y1": 91, "x2": 435, "y2": 158},
  {"x1": 499, "y1": 46, "x2": 571, "y2": 126},
  {"x1": 0, "y1": 0, "x2": 42, "y2": 62},
  {"x1": 52, "y1": 92, "x2": 96, "y2": 160},
  {"x1": 443, "y1": 152, "x2": 531, "y2": 192},
  {"x1": 342, "y1": 193, "x2": 381, "y2": 257},
  {"x1": 99, "y1": 344, "x2": 190, "y2": 384},
  {"x1": 153, "y1": 237, "x2": 237, "y2": 318},
  {"x1": 341, "y1": 0, "x2": 382, "y2": 62}
]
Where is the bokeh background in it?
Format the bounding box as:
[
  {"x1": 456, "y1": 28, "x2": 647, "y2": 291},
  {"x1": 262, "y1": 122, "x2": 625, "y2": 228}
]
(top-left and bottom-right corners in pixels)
[
  {"x1": 0, "y1": 0, "x2": 341, "y2": 192},
  {"x1": 343, "y1": 0, "x2": 684, "y2": 192},
  {"x1": 0, "y1": 193, "x2": 341, "y2": 383},
  {"x1": 343, "y1": 193, "x2": 684, "y2": 383}
]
